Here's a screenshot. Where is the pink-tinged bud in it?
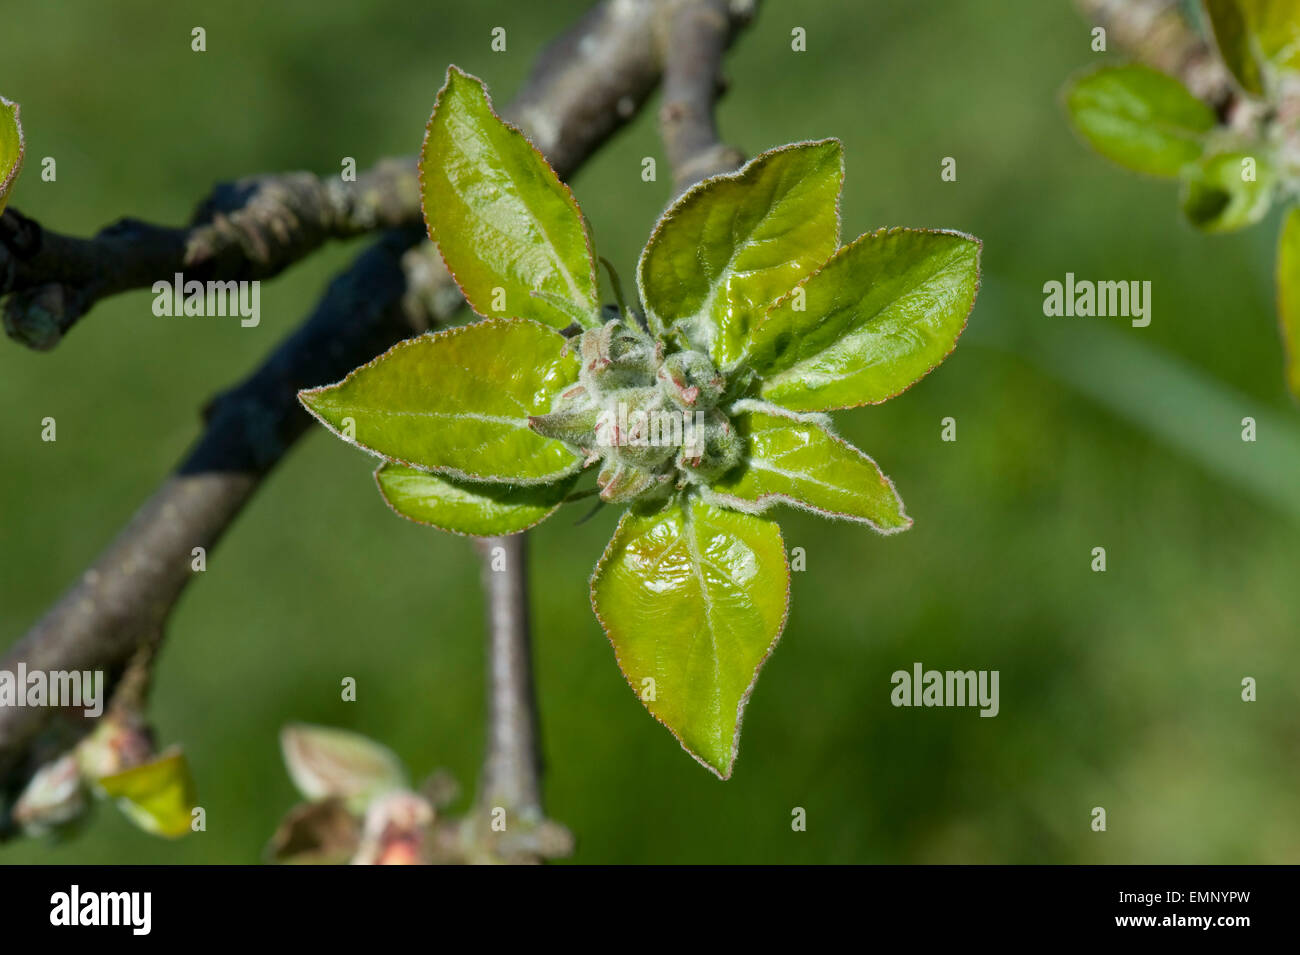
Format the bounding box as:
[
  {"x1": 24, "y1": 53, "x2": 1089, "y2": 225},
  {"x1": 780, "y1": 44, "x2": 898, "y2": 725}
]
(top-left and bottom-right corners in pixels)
[
  {"x1": 13, "y1": 753, "x2": 88, "y2": 836},
  {"x1": 676, "y1": 409, "x2": 743, "y2": 482},
  {"x1": 75, "y1": 711, "x2": 155, "y2": 780},
  {"x1": 658, "y1": 350, "x2": 725, "y2": 409},
  {"x1": 350, "y1": 789, "x2": 435, "y2": 865},
  {"x1": 578, "y1": 320, "x2": 657, "y2": 392}
]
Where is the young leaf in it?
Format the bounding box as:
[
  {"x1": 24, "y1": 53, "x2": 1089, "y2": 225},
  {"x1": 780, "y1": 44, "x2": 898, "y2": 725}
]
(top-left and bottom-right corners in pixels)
[
  {"x1": 95, "y1": 749, "x2": 197, "y2": 839},
  {"x1": 299, "y1": 318, "x2": 582, "y2": 484},
  {"x1": 705, "y1": 403, "x2": 911, "y2": 531},
  {"x1": 0, "y1": 96, "x2": 24, "y2": 215},
  {"x1": 637, "y1": 140, "x2": 843, "y2": 363},
  {"x1": 375, "y1": 463, "x2": 576, "y2": 536},
  {"x1": 280, "y1": 724, "x2": 407, "y2": 812},
  {"x1": 1180, "y1": 150, "x2": 1276, "y2": 232},
  {"x1": 749, "y1": 228, "x2": 980, "y2": 412},
  {"x1": 1206, "y1": 0, "x2": 1300, "y2": 97},
  {"x1": 590, "y1": 500, "x2": 789, "y2": 779},
  {"x1": 1277, "y1": 204, "x2": 1300, "y2": 399},
  {"x1": 421, "y1": 66, "x2": 598, "y2": 329},
  {"x1": 1064, "y1": 65, "x2": 1215, "y2": 178}
]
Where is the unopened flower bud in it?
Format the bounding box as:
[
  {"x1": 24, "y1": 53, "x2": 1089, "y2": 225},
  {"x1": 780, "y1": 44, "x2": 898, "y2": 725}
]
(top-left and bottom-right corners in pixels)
[
  {"x1": 595, "y1": 387, "x2": 676, "y2": 469},
  {"x1": 350, "y1": 789, "x2": 434, "y2": 865},
  {"x1": 597, "y1": 460, "x2": 669, "y2": 503},
  {"x1": 579, "y1": 320, "x2": 657, "y2": 392},
  {"x1": 76, "y1": 711, "x2": 154, "y2": 780},
  {"x1": 658, "y1": 350, "x2": 725, "y2": 409},
  {"x1": 12, "y1": 753, "x2": 88, "y2": 836},
  {"x1": 676, "y1": 409, "x2": 743, "y2": 482}
]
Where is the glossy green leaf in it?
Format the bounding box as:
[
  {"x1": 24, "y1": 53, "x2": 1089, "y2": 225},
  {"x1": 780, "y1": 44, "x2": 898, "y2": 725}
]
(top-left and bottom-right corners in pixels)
[
  {"x1": 1180, "y1": 150, "x2": 1276, "y2": 232},
  {"x1": 0, "y1": 96, "x2": 23, "y2": 215},
  {"x1": 1277, "y1": 204, "x2": 1300, "y2": 399},
  {"x1": 591, "y1": 500, "x2": 789, "y2": 779},
  {"x1": 299, "y1": 318, "x2": 581, "y2": 484},
  {"x1": 421, "y1": 66, "x2": 597, "y2": 329},
  {"x1": 280, "y1": 724, "x2": 407, "y2": 812},
  {"x1": 376, "y1": 463, "x2": 576, "y2": 536},
  {"x1": 1064, "y1": 65, "x2": 1215, "y2": 177},
  {"x1": 637, "y1": 140, "x2": 843, "y2": 363},
  {"x1": 750, "y1": 228, "x2": 980, "y2": 412},
  {"x1": 1206, "y1": 0, "x2": 1300, "y2": 96},
  {"x1": 96, "y1": 749, "x2": 196, "y2": 839},
  {"x1": 706, "y1": 403, "x2": 911, "y2": 531}
]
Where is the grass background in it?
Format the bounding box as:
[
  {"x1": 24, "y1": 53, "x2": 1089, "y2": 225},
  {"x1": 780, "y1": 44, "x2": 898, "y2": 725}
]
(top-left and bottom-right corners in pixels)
[{"x1": 2, "y1": 0, "x2": 1298, "y2": 863}]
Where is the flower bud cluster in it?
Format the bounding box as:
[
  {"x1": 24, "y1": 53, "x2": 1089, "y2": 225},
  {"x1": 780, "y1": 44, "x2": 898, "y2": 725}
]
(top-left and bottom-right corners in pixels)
[{"x1": 529, "y1": 319, "x2": 742, "y2": 503}]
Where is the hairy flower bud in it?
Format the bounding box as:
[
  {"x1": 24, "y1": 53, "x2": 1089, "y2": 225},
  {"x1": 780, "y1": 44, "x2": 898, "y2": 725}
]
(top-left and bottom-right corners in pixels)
[
  {"x1": 595, "y1": 386, "x2": 677, "y2": 469},
  {"x1": 597, "y1": 459, "x2": 671, "y2": 503},
  {"x1": 579, "y1": 320, "x2": 657, "y2": 392},
  {"x1": 676, "y1": 408, "x2": 743, "y2": 483},
  {"x1": 658, "y1": 350, "x2": 725, "y2": 410}
]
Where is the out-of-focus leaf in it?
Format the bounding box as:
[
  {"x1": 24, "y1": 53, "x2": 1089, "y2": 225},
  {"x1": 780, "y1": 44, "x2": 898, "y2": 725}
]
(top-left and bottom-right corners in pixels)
[
  {"x1": 1277, "y1": 204, "x2": 1300, "y2": 399},
  {"x1": 590, "y1": 500, "x2": 789, "y2": 779},
  {"x1": 1180, "y1": 150, "x2": 1276, "y2": 232},
  {"x1": 375, "y1": 463, "x2": 576, "y2": 536},
  {"x1": 421, "y1": 66, "x2": 598, "y2": 329},
  {"x1": 637, "y1": 141, "x2": 843, "y2": 362},
  {"x1": 96, "y1": 749, "x2": 197, "y2": 839},
  {"x1": 0, "y1": 96, "x2": 25, "y2": 214},
  {"x1": 299, "y1": 318, "x2": 581, "y2": 484},
  {"x1": 280, "y1": 724, "x2": 407, "y2": 812},
  {"x1": 750, "y1": 228, "x2": 980, "y2": 411},
  {"x1": 1064, "y1": 65, "x2": 1215, "y2": 177},
  {"x1": 706, "y1": 403, "x2": 911, "y2": 531},
  {"x1": 266, "y1": 797, "x2": 361, "y2": 865}
]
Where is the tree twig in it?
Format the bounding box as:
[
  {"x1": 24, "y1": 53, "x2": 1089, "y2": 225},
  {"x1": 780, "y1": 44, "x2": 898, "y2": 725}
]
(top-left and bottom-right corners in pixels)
[
  {"x1": 472, "y1": 535, "x2": 542, "y2": 820},
  {"x1": 0, "y1": 159, "x2": 421, "y2": 350},
  {"x1": 658, "y1": 0, "x2": 750, "y2": 195}
]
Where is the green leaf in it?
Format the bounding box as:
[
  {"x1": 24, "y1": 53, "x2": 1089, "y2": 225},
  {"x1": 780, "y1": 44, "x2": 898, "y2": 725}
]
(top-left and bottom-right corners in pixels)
[
  {"x1": 1064, "y1": 65, "x2": 1215, "y2": 177},
  {"x1": 750, "y1": 228, "x2": 980, "y2": 412},
  {"x1": 280, "y1": 724, "x2": 407, "y2": 812},
  {"x1": 96, "y1": 749, "x2": 197, "y2": 839},
  {"x1": 421, "y1": 66, "x2": 598, "y2": 329},
  {"x1": 299, "y1": 318, "x2": 581, "y2": 484},
  {"x1": 637, "y1": 140, "x2": 843, "y2": 364},
  {"x1": 0, "y1": 96, "x2": 24, "y2": 215},
  {"x1": 376, "y1": 463, "x2": 576, "y2": 536},
  {"x1": 1180, "y1": 150, "x2": 1276, "y2": 232},
  {"x1": 1206, "y1": 0, "x2": 1300, "y2": 97},
  {"x1": 705, "y1": 403, "x2": 911, "y2": 531},
  {"x1": 590, "y1": 500, "x2": 789, "y2": 779},
  {"x1": 1277, "y1": 204, "x2": 1300, "y2": 399}
]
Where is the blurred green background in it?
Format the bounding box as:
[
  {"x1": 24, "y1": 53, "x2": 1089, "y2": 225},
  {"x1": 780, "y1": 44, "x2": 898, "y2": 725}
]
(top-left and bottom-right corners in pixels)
[{"x1": 2, "y1": 0, "x2": 1298, "y2": 864}]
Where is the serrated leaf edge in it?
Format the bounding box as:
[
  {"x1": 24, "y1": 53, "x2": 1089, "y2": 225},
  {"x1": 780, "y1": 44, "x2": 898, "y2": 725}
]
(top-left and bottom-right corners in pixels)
[
  {"x1": 588, "y1": 499, "x2": 791, "y2": 780},
  {"x1": 635, "y1": 138, "x2": 845, "y2": 338},
  {"x1": 297, "y1": 316, "x2": 583, "y2": 486},
  {"x1": 374, "y1": 463, "x2": 575, "y2": 537},
  {"x1": 753, "y1": 226, "x2": 982, "y2": 411},
  {"x1": 419, "y1": 65, "x2": 599, "y2": 328}
]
